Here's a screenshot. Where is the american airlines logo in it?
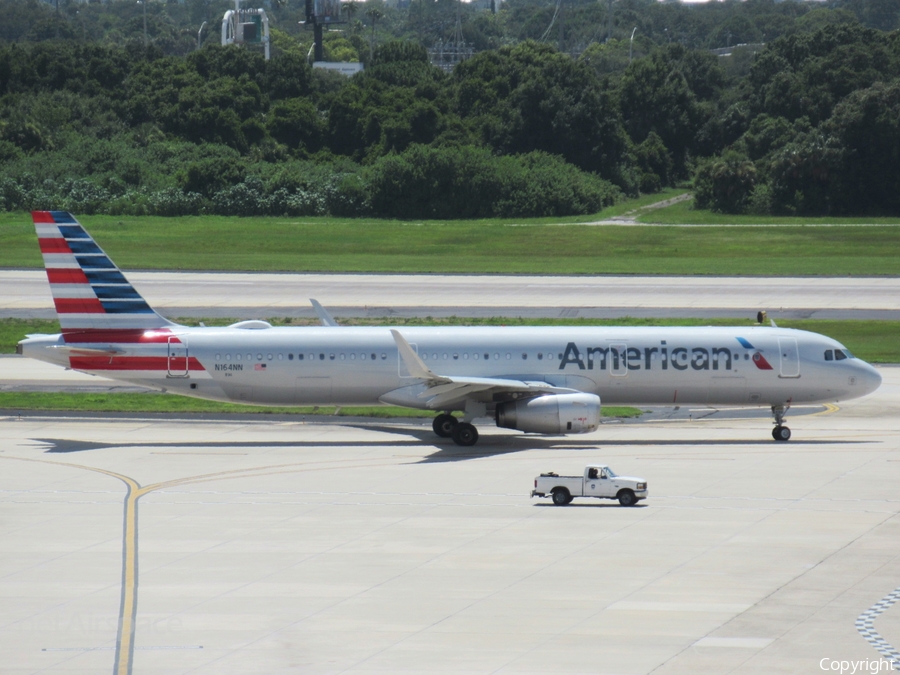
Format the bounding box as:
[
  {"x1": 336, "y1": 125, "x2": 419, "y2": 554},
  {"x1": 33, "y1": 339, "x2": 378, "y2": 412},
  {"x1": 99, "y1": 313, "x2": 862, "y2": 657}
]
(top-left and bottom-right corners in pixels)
[{"x1": 559, "y1": 341, "x2": 754, "y2": 372}]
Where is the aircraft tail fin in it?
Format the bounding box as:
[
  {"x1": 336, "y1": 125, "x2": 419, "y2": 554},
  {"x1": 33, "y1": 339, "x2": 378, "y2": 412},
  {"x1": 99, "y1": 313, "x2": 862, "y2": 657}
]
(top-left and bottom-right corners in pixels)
[{"x1": 32, "y1": 211, "x2": 175, "y2": 336}]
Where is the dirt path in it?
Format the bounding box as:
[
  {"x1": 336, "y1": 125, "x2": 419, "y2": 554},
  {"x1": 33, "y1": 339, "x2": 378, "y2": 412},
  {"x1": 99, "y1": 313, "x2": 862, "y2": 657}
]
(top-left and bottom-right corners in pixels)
[{"x1": 582, "y1": 192, "x2": 693, "y2": 225}]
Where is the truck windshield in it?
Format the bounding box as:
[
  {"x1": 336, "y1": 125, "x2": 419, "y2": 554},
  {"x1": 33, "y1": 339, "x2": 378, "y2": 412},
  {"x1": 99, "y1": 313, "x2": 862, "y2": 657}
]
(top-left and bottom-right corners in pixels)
[{"x1": 605, "y1": 467, "x2": 616, "y2": 478}]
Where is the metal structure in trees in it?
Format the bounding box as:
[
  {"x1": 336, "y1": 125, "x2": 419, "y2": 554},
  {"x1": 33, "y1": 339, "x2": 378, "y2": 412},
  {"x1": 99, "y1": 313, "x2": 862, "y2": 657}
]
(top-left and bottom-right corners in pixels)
[
  {"x1": 303, "y1": 0, "x2": 347, "y2": 62},
  {"x1": 427, "y1": 0, "x2": 473, "y2": 72},
  {"x1": 222, "y1": 0, "x2": 271, "y2": 59}
]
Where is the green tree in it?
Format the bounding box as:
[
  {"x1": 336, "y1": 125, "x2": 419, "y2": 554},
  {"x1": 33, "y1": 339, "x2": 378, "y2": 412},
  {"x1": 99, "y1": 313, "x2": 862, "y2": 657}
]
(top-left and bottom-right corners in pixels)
[{"x1": 454, "y1": 41, "x2": 630, "y2": 186}]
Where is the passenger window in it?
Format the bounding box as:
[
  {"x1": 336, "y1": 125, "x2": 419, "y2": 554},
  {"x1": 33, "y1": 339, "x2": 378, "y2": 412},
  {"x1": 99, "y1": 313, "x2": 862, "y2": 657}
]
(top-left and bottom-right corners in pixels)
[
  {"x1": 226, "y1": 354, "x2": 232, "y2": 361},
  {"x1": 350, "y1": 353, "x2": 356, "y2": 360},
  {"x1": 453, "y1": 353, "x2": 458, "y2": 360},
  {"x1": 381, "y1": 353, "x2": 386, "y2": 360},
  {"x1": 486, "y1": 353, "x2": 491, "y2": 360},
  {"x1": 267, "y1": 353, "x2": 273, "y2": 361},
  {"x1": 825, "y1": 350, "x2": 833, "y2": 361},
  {"x1": 288, "y1": 353, "x2": 293, "y2": 360},
  {"x1": 835, "y1": 349, "x2": 847, "y2": 360},
  {"x1": 319, "y1": 353, "x2": 325, "y2": 360},
  {"x1": 247, "y1": 353, "x2": 252, "y2": 361},
  {"x1": 298, "y1": 354, "x2": 304, "y2": 360},
  {"x1": 277, "y1": 354, "x2": 283, "y2": 361},
  {"x1": 340, "y1": 354, "x2": 345, "y2": 360},
  {"x1": 329, "y1": 353, "x2": 335, "y2": 360},
  {"x1": 236, "y1": 354, "x2": 242, "y2": 361},
  {"x1": 422, "y1": 353, "x2": 428, "y2": 361},
  {"x1": 215, "y1": 353, "x2": 221, "y2": 361},
  {"x1": 538, "y1": 353, "x2": 543, "y2": 360},
  {"x1": 371, "y1": 353, "x2": 376, "y2": 360},
  {"x1": 463, "y1": 353, "x2": 469, "y2": 360},
  {"x1": 522, "y1": 353, "x2": 527, "y2": 360},
  {"x1": 506, "y1": 353, "x2": 511, "y2": 360},
  {"x1": 443, "y1": 354, "x2": 448, "y2": 360}
]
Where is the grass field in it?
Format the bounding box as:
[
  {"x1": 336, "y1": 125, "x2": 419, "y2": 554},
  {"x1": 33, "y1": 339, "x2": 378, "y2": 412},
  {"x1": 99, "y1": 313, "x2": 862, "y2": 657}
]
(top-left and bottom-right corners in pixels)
[
  {"x1": 3, "y1": 198, "x2": 900, "y2": 275},
  {"x1": 638, "y1": 198, "x2": 900, "y2": 226},
  {"x1": 5, "y1": 316, "x2": 898, "y2": 362}
]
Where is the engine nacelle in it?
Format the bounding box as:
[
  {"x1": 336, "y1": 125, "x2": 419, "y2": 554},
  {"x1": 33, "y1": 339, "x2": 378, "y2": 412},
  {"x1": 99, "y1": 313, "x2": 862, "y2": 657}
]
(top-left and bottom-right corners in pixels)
[{"x1": 495, "y1": 393, "x2": 601, "y2": 434}]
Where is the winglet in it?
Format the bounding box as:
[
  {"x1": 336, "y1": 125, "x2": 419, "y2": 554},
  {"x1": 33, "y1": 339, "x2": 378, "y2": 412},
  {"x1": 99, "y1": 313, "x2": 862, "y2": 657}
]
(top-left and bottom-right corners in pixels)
[
  {"x1": 310, "y1": 299, "x2": 339, "y2": 327},
  {"x1": 770, "y1": 318, "x2": 778, "y2": 327},
  {"x1": 390, "y1": 329, "x2": 445, "y2": 381}
]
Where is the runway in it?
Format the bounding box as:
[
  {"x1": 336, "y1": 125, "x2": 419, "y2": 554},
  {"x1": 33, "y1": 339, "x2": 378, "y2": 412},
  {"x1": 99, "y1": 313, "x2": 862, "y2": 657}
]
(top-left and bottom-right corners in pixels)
[
  {"x1": 2, "y1": 369, "x2": 899, "y2": 674},
  {"x1": 3, "y1": 270, "x2": 899, "y2": 320}
]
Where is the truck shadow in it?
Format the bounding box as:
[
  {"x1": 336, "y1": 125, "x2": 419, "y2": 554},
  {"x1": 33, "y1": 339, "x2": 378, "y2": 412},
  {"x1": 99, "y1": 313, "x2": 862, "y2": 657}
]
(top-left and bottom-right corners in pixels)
[{"x1": 532, "y1": 502, "x2": 649, "y2": 508}]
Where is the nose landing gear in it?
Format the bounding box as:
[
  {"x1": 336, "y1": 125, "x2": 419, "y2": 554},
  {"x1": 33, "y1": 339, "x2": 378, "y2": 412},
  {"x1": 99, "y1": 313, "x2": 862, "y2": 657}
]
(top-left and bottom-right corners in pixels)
[{"x1": 772, "y1": 404, "x2": 791, "y2": 441}]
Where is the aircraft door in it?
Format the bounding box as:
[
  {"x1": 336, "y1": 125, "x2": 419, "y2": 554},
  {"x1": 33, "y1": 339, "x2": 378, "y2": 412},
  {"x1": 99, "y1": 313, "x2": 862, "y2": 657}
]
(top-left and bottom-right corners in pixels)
[
  {"x1": 585, "y1": 468, "x2": 615, "y2": 497},
  {"x1": 609, "y1": 343, "x2": 628, "y2": 377},
  {"x1": 778, "y1": 339, "x2": 800, "y2": 378},
  {"x1": 167, "y1": 337, "x2": 189, "y2": 378}
]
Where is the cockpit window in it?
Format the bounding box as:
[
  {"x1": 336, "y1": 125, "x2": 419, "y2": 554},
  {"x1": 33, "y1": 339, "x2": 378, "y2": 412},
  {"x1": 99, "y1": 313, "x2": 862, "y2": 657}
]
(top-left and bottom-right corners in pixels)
[
  {"x1": 835, "y1": 349, "x2": 848, "y2": 360},
  {"x1": 824, "y1": 350, "x2": 833, "y2": 361}
]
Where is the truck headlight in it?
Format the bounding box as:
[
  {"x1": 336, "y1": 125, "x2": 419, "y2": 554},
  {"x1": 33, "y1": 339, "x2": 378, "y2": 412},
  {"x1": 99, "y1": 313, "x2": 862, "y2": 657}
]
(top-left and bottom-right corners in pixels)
[{"x1": 636, "y1": 483, "x2": 646, "y2": 490}]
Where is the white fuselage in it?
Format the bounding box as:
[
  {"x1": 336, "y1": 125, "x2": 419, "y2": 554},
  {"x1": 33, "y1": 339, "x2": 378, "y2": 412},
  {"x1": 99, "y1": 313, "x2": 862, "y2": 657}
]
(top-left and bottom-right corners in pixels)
[{"x1": 19, "y1": 324, "x2": 882, "y2": 411}]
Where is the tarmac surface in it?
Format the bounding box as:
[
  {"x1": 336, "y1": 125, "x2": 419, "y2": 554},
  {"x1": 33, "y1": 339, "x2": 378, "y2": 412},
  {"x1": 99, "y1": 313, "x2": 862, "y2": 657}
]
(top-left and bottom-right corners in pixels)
[
  {"x1": 2, "y1": 368, "x2": 899, "y2": 674},
  {"x1": 3, "y1": 270, "x2": 900, "y2": 320}
]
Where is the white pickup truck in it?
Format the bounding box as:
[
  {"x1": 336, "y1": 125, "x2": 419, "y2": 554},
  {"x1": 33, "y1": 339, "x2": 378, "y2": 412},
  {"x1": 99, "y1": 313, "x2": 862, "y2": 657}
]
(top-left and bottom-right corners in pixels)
[{"x1": 531, "y1": 465, "x2": 648, "y2": 506}]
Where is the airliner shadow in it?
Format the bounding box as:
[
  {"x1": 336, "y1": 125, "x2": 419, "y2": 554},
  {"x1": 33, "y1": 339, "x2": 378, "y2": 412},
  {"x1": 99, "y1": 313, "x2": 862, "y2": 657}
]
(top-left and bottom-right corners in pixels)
[
  {"x1": 32, "y1": 437, "x2": 429, "y2": 454},
  {"x1": 31, "y1": 428, "x2": 873, "y2": 458}
]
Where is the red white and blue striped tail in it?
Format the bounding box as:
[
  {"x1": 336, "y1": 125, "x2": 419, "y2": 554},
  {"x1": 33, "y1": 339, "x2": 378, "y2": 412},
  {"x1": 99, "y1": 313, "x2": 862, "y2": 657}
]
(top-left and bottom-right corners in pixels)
[{"x1": 33, "y1": 211, "x2": 175, "y2": 335}]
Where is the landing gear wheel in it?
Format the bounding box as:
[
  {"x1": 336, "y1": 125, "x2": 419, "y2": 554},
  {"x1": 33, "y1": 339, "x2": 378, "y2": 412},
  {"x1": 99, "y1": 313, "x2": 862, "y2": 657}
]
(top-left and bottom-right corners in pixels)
[
  {"x1": 772, "y1": 425, "x2": 791, "y2": 441},
  {"x1": 433, "y1": 414, "x2": 457, "y2": 438},
  {"x1": 618, "y1": 490, "x2": 637, "y2": 506},
  {"x1": 552, "y1": 488, "x2": 571, "y2": 506},
  {"x1": 451, "y1": 422, "x2": 479, "y2": 447}
]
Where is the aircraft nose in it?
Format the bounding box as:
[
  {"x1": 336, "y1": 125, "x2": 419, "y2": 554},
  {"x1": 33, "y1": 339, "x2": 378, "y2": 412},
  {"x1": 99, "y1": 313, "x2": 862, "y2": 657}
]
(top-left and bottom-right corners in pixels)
[{"x1": 857, "y1": 362, "x2": 882, "y2": 396}]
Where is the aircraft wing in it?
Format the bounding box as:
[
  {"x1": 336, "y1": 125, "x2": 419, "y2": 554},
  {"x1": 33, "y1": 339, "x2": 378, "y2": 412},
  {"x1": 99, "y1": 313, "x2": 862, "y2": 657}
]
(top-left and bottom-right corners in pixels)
[
  {"x1": 389, "y1": 330, "x2": 576, "y2": 409},
  {"x1": 310, "y1": 299, "x2": 339, "y2": 327}
]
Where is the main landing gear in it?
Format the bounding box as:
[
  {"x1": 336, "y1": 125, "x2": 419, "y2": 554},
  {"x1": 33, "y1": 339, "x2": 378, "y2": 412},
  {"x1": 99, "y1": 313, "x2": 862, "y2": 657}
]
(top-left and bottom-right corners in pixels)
[
  {"x1": 432, "y1": 413, "x2": 479, "y2": 447},
  {"x1": 771, "y1": 404, "x2": 791, "y2": 442}
]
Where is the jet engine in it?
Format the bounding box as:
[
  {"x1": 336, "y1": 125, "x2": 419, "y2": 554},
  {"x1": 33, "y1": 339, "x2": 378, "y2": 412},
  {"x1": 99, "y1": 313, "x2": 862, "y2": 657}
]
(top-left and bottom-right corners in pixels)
[{"x1": 495, "y1": 393, "x2": 601, "y2": 434}]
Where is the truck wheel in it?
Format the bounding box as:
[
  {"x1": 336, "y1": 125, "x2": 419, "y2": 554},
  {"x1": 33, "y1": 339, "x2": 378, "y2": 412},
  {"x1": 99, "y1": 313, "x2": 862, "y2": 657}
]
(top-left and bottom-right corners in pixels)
[
  {"x1": 617, "y1": 490, "x2": 637, "y2": 507},
  {"x1": 552, "y1": 488, "x2": 571, "y2": 506}
]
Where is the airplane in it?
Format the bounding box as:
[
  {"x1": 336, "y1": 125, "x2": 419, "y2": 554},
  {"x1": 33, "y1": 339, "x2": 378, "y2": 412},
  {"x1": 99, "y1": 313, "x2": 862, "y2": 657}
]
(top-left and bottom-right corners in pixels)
[{"x1": 16, "y1": 211, "x2": 882, "y2": 446}]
